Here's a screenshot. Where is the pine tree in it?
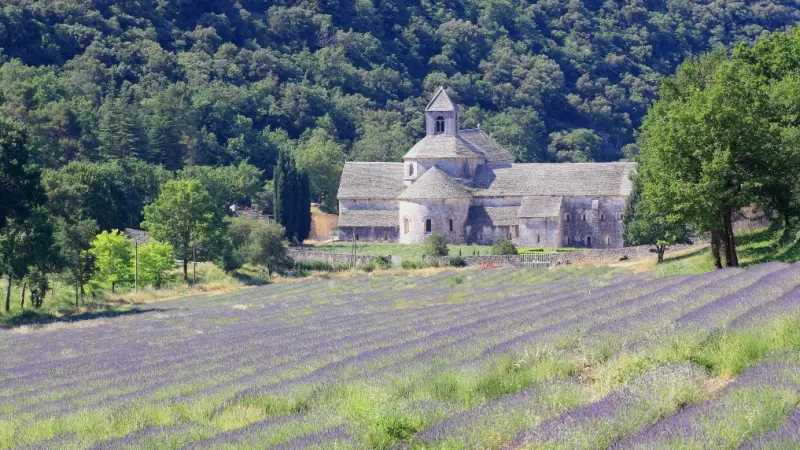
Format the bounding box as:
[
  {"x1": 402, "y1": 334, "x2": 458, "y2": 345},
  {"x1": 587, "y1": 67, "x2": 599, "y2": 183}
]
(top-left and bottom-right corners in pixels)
[
  {"x1": 148, "y1": 114, "x2": 184, "y2": 170},
  {"x1": 99, "y1": 98, "x2": 149, "y2": 160}
]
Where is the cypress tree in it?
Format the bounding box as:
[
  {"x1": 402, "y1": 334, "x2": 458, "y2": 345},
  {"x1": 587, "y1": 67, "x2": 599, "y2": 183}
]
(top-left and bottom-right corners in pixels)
[
  {"x1": 273, "y1": 150, "x2": 289, "y2": 238},
  {"x1": 297, "y1": 171, "x2": 312, "y2": 242},
  {"x1": 273, "y1": 149, "x2": 298, "y2": 241},
  {"x1": 284, "y1": 156, "x2": 298, "y2": 241}
]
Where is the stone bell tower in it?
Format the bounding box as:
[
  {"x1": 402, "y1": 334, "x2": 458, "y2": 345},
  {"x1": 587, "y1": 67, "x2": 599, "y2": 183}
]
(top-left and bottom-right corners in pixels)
[{"x1": 425, "y1": 86, "x2": 458, "y2": 137}]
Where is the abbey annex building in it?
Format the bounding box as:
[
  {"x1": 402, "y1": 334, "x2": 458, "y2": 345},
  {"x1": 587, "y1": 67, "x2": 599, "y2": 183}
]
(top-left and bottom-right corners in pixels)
[{"x1": 337, "y1": 88, "x2": 635, "y2": 249}]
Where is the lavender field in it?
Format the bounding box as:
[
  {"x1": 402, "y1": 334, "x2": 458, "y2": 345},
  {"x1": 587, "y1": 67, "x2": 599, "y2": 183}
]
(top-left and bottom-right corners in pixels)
[{"x1": 2, "y1": 263, "x2": 800, "y2": 449}]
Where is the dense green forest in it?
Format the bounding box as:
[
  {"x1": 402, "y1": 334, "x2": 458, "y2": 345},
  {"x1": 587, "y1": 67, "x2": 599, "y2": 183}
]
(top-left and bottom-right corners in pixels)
[{"x1": 2, "y1": 0, "x2": 799, "y2": 176}]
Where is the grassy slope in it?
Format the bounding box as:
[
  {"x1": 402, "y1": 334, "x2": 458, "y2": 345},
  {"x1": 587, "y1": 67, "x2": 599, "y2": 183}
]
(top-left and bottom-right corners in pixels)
[
  {"x1": 648, "y1": 221, "x2": 800, "y2": 277},
  {"x1": 0, "y1": 263, "x2": 269, "y2": 328}
]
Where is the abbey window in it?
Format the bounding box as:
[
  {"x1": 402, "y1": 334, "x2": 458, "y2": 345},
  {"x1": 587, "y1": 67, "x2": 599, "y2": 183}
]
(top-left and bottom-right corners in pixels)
[{"x1": 435, "y1": 116, "x2": 445, "y2": 135}]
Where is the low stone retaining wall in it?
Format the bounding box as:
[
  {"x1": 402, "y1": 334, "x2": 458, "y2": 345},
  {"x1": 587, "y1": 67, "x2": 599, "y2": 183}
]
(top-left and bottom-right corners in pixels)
[
  {"x1": 288, "y1": 249, "x2": 375, "y2": 267},
  {"x1": 425, "y1": 255, "x2": 523, "y2": 267},
  {"x1": 289, "y1": 244, "x2": 702, "y2": 269}
]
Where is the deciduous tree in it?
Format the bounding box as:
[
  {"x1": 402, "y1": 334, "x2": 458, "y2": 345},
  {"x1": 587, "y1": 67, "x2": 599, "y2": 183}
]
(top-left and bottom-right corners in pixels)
[{"x1": 142, "y1": 179, "x2": 224, "y2": 280}]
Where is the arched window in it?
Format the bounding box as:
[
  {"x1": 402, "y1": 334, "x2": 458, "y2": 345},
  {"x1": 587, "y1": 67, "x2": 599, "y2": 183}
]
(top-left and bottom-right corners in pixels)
[
  {"x1": 566, "y1": 236, "x2": 572, "y2": 245},
  {"x1": 582, "y1": 214, "x2": 587, "y2": 221},
  {"x1": 408, "y1": 164, "x2": 414, "y2": 177},
  {"x1": 606, "y1": 236, "x2": 611, "y2": 246},
  {"x1": 564, "y1": 213, "x2": 571, "y2": 222},
  {"x1": 586, "y1": 236, "x2": 592, "y2": 247},
  {"x1": 449, "y1": 219, "x2": 454, "y2": 232},
  {"x1": 403, "y1": 218, "x2": 410, "y2": 234},
  {"x1": 600, "y1": 214, "x2": 605, "y2": 221},
  {"x1": 435, "y1": 116, "x2": 445, "y2": 134},
  {"x1": 425, "y1": 219, "x2": 432, "y2": 233}
]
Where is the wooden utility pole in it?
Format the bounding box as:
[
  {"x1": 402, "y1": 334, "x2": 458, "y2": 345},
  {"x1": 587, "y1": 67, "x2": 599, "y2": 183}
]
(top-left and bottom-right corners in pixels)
[
  {"x1": 134, "y1": 242, "x2": 139, "y2": 292},
  {"x1": 192, "y1": 245, "x2": 197, "y2": 287}
]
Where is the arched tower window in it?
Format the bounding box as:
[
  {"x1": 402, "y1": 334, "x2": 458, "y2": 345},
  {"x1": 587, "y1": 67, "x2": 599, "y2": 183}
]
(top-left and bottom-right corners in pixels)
[
  {"x1": 564, "y1": 213, "x2": 571, "y2": 222},
  {"x1": 403, "y1": 218, "x2": 410, "y2": 234},
  {"x1": 425, "y1": 219, "x2": 432, "y2": 233},
  {"x1": 435, "y1": 116, "x2": 445, "y2": 135},
  {"x1": 586, "y1": 236, "x2": 592, "y2": 247}
]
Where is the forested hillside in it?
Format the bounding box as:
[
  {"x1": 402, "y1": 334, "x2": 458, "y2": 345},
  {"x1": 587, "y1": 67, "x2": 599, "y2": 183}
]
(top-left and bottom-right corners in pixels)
[{"x1": 1, "y1": 0, "x2": 799, "y2": 177}]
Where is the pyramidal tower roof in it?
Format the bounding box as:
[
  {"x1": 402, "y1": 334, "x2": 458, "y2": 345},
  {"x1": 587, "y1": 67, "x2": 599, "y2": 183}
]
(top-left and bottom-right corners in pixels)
[
  {"x1": 398, "y1": 166, "x2": 472, "y2": 200},
  {"x1": 426, "y1": 86, "x2": 457, "y2": 112}
]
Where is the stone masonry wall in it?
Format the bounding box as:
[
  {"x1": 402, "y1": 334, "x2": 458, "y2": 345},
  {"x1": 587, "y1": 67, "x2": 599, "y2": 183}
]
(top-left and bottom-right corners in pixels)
[
  {"x1": 288, "y1": 249, "x2": 375, "y2": 267},
  {"x1": 289, "y1": 244, "x2": 702, "y2": 269}
]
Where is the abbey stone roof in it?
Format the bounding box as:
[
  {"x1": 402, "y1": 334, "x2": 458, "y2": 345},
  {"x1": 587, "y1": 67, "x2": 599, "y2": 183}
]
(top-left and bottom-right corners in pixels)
[
  {"x1": 398, "y1": 167, "x2": 472, "y2": 200},
  {"x1": 460, "y1": 129, "x2": 515, "y2": 163},
  {"x1": 472, "y1": 162, "x2": 635, "y2": 197},
  {"x1": 403, "y1": 134, "x2": 484, "y2": 159},
  {"x1": 337, "y1": 162, "x2": 405, "y2": 200},
  {"x1": 426, "y1": 87, "x2": 457, "y2": 112},
  {"x1": 518, "y1": 196, "x2": 564, "y2": 218}
]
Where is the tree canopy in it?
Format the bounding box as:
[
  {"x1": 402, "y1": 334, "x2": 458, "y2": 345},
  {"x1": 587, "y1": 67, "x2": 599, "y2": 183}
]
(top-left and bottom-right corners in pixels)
[{"x1": 1, "y1": 0, "x2": 798, "y2": 172}]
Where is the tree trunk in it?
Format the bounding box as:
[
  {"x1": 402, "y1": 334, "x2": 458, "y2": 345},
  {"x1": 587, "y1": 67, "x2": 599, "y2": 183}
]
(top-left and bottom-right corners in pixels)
[
  {"x1": 782, "y1": 215, "x2": 793, "y2": 241},
  {"x1": 724, "y1": 213, "x2": 739, "y2": 267},
  {"x1": 111, "y1": 281, "x2": 115, "y2": 293},
  {"x1": 5, "y1": 274, "x2": 12, "y2": 313},
  {"x1": 74, "y1": 269, "x2": 79, "y2": 307},
  {"x1": 20, "y1": 282, "x2": 26, "y2": 310},
  {"x1": 711, "y1": 231, "x2": 722, "y2": 269},
  {"x1": 657, "y1": 245, "x2": 665, "y2": 264},
  {"x1": 183, "y1": 258, "x2": 189, "y2": 281}
]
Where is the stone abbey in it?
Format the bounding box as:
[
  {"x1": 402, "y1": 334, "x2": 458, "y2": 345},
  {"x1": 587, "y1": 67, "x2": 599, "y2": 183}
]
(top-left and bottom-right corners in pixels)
[{"x1": 337, "y1": 87, "x2": 635, "y2": 248}]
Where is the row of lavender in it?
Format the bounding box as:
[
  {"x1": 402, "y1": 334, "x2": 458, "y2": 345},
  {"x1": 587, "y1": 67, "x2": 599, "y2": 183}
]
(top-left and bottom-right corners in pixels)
[{"x1": 1, "y1": 263, "x2": 799, "y2": 449}]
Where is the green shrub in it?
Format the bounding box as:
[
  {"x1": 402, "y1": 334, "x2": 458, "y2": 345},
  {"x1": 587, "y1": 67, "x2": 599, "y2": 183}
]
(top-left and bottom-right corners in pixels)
[
  {"x1": 492, "y1": 239, "x2": 518, "y2": 255},
  {"x1": 401, "y1": 259, "x2": 425, "y2": 270},
  {"x1": 449, "y1": 256, "x2": 467, "y2": 267},
  {"x1": 293, "y1": 261, "x2": 349, "y2": 272},
  {"x1": 424, "y1": 234, "x2": 449, "y2": 257},
  {"x1": 519, "y1": 248, "x2": 545, "y2": 254},
  {"x1": 362, "y1": 263, "x2": 375, "y2": 273},
  {"x1": 374, "y1": 255, "x2": 392, "y2": 270}
]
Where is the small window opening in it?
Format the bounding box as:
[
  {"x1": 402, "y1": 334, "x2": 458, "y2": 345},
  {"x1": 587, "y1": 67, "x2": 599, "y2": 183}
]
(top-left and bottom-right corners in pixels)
[
  {"x1": 600, "y1": 214, "x2": 605, "y2": 221},
  {"x1": 408, "y1": 164, "x2": 414, "y2": 177},
  {"x1": 582, "y1": 214, "x2": 587, "y2": 221},
  {"x1": 435, "y1": 116, "x2": 445, "y2": 134},
  {"x1": 586, "y1": 236, "x2": 592, "y2": 247},
  {"x1": 564, "y1": 213, "x2": 571, "y2": 222},
  {"x1": 383, "y1": 232, "x2": 388, "y2": 241},
  {"x1": 355, "y1": 233, "x2": 360, "y2": 241},
  {"x1": 403, "y1": 218, "x2": 410, "y2": 234},
  {"x1": 425, "y1": 219, "x2": 432, "y2": 233},
  {"x1": 537, "y1": 235, "x2": 541, "y2": 244},
  {"x1": 449, "y1": 219, "x2": 454, "y2": 232},
  {"x1": 606, "y1": 236, "x2": 611, "y2": 246}
]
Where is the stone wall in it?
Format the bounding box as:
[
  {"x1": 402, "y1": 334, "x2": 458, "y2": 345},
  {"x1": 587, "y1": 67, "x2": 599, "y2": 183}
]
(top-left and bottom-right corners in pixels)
[
  {"x1": 288, "y1": 249, "x2": 375, "y2": 267},
  {"x1": 289, "y1": 244, "x2": 702, "y2": 270},
  {"x1": 561, "y1": 197, "x2": 626, "y2": 249},
  {"x1": 339, "y1": 226, "x2": 399, "y2": 243},
  {"x1": 519, "y1": 217, "x2": 561, "y2": 248},
  {"x1": 399, "y1": 198, "x2": 471, "y2": 244}
]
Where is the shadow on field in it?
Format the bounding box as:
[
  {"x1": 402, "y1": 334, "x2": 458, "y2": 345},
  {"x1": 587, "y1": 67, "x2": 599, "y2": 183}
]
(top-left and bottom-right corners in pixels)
[
  {"x1": 232, "y1": 272, "x2": 270, "y2": 286},
  {"x1": 1, "y1": 306, "x2": 164, "y2": 329},
  {"x1": 664, "y1": 246, "x2": 708, "y2": 263}
]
